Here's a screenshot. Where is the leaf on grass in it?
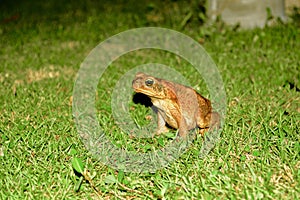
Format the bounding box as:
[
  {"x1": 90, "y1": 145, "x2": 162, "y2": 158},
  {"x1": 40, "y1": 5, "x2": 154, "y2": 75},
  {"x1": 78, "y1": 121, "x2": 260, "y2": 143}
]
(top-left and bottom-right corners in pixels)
[
  {"x1": 143, "y1": 144, "x2": 152, "y2": 151},
  {"x1": 253, "y1": 150, "x2": 260, "y2": 157},
  {"x1": 72, "y1": 157, "x2": 84, "y2": 174},
  {"x1": 69, "y1": 148, "x2": 77, "y2": 155},
  {"x1": 165, "y1": 132, "x2": 175, "y2": 138},
  {"x1": 240, "y1": 155, "x2": 246, "y2": 162},
  {"x1": 105, "y1": 175, "x2": 118, "y2": 184},
  {"x1": 157, "y1": 138, "x2": 164, "y2": 146},
  {"x1": 74, "y1": 176, "x2": 84, "y2": 192},
  {"x1": 180, "y1": 11, "x2": 193, "y2": 29},
  {"x1": 117, "y1": 170, "x2": 125, "y2": 183}
]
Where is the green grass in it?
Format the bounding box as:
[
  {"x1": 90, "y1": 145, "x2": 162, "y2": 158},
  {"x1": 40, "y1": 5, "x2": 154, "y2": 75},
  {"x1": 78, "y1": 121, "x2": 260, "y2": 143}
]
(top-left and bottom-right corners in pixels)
[{"x1": 1, "y1": 0, "x2": 299, "y2": 199}]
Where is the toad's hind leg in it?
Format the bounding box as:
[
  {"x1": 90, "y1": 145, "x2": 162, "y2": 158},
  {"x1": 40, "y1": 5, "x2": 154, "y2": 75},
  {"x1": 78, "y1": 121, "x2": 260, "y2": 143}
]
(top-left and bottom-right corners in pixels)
[{"x1": 197, "y1": 113, "x2": 211, "y2": 136}]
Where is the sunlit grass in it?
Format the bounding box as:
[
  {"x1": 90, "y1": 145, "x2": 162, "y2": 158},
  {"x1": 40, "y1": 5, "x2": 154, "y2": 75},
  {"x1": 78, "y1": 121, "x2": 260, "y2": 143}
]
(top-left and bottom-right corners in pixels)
[{"x1": 0, "y1": 0, "x2": 299, "y2": 199}]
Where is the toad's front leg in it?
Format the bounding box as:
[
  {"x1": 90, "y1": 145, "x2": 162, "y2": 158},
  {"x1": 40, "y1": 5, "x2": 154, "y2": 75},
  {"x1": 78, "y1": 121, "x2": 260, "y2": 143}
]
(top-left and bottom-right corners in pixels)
[{"x1": 155, "y1": 110, "x2": 169, "y2": 135}]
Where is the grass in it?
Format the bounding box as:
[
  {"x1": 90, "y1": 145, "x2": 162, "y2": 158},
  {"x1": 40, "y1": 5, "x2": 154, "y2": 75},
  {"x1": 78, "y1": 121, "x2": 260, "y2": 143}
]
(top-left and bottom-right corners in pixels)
[{"x1": 0, "y1": 0, "x2": 299, "y2": 199}]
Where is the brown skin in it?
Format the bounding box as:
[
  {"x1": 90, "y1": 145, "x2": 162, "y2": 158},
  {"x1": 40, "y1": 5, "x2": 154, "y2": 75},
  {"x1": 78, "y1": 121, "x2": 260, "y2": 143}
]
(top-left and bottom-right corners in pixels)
[{"x1": 132, "y1": 72, "x2": 220, "y2": 138}]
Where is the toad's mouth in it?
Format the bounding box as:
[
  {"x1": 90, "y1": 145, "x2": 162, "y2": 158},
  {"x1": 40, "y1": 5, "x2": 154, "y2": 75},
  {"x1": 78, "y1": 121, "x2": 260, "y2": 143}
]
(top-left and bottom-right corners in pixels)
[
  {"x1": 133, "y1": 88, "x2": 154, "y2": 96},
  {"x1": 133, "y1": 88, "x2": 164, "y2": 99}
]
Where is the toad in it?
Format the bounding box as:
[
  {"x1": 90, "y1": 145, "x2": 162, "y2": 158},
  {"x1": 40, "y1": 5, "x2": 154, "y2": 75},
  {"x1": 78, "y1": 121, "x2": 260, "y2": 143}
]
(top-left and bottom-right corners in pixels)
[{"x1": 132, "y1": 72, "x2": 220, "y2": 138}]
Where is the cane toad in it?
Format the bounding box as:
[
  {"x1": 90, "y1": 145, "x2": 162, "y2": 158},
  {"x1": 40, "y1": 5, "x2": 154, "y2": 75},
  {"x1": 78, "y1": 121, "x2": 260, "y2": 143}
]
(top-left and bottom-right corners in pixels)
[{"x1": 132, "y1": 72, "x2": 220, "y2": 138}]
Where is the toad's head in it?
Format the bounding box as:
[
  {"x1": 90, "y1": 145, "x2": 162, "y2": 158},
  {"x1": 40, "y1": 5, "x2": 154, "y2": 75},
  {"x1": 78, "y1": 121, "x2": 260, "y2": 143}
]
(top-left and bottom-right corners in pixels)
[{"x1": 132, "y1": 72, "x2": 171, "y2": 99}]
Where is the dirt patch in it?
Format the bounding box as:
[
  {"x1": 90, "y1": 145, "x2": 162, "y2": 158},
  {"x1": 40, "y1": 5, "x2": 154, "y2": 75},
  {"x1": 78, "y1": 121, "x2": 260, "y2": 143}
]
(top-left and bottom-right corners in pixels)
[
  {"x1": 26, "y1": 66, "x2": 60, "y2": 83},
  {"x1": 26, "y1": 65, "x2": 77, "y2": 83}
]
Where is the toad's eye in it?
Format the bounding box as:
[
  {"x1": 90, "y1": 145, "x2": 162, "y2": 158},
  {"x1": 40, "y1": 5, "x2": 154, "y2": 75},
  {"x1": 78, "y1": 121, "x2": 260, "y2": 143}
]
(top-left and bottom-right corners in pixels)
[{"x1": 145, "y1": 79, "x2": 154, "y2": 86}]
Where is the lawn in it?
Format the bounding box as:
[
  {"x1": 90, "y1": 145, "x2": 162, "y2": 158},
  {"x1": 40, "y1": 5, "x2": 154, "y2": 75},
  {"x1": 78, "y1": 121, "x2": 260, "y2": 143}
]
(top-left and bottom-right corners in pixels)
[{"x1": 0, "y1": 0, "x2": 299, "y2": 199}]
